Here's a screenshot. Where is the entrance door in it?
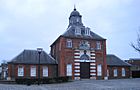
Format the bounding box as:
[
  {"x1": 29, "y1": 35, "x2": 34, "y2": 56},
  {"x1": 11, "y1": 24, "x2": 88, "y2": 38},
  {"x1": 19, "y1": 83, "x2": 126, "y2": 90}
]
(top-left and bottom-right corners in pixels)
[{"x1": 80, "y1": 62, "x2": 90, "y2": 79}]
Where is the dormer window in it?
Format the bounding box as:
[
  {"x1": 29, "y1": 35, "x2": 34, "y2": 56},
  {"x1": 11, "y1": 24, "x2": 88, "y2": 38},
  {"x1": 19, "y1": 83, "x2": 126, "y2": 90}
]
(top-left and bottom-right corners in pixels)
[
  {"x1": 85, "y1": 27, "x2": 90, "y2": 36},
  {"x1": 75, "y1": 27, "x2": 81, "y2": 35}
]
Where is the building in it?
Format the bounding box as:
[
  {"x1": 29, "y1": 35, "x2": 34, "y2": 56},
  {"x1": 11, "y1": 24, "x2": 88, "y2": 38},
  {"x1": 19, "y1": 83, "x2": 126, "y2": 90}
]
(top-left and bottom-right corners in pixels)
[
  {"x1": 125, "y1": 58, "x2": 140, "y2": 78},
  {"x1": 50, "y1": 7, "x2": 107, "y2": 80},
  {"x1": 107, "y1": 54, "x2": 131, "y2": 79},
  {"x1": 8, "y1": 49, "x2": 57, "y2": 80},
  {"x1": 0, "y1": 63, "x2": 8, "y2": 80}
]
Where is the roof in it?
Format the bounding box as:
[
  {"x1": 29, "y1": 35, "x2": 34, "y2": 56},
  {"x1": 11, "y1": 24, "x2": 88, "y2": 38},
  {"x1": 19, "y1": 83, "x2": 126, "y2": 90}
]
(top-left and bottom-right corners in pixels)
[
  {"x1": 70, "y1": 8, "x2": 81, "y2": 17},
  {"x1": 8, "y1": 50, "x2": 57, "y2": 64},
  {"x1": 62, "y1": 27, "x2": 105, "y2": 40},
  {"x1": 106, "y1": 54, "x2": 131, "y2": 66}
]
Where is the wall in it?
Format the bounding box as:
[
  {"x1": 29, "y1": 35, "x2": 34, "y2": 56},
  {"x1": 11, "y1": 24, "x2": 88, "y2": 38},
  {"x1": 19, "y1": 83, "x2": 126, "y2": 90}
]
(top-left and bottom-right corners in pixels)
[
  {"x1": 8, "y1": 64, "x2": 57, "y2": 80},
  {"x1": 107, "y1": 66, "x2": 130, "y2": 79},
  {"x1": 51, "y1": 36, "x2": 107, "y2": 80}
]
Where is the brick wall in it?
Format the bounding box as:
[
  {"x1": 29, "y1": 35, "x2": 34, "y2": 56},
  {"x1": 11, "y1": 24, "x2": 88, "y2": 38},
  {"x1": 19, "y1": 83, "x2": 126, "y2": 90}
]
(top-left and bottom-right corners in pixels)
[
  {"x1": 107, "y1": 66, "x2": 131, "y2": 79},
  {"x1": 8, "y1": 64, "x2": 57, "y2": 80}
]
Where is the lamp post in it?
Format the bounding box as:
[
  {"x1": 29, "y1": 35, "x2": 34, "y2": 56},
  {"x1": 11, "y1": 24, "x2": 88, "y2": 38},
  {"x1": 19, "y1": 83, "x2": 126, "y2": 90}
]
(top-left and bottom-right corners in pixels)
[{"x1": 37, "y1": 48, "x2": 43, "y2": 85}]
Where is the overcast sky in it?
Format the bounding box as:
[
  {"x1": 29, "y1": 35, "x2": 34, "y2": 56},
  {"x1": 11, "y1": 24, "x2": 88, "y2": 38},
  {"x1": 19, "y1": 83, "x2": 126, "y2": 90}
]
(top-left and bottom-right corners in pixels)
[{"x1": 0, "y1": 0, "x2": 140, "y2": 63}]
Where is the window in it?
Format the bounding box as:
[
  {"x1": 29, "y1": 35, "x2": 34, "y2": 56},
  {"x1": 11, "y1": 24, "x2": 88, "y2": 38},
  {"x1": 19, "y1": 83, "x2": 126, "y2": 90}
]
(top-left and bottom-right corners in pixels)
[
  {"x1": 97, "y1": 64, "x2": 102, "y2": 76},
  {"x1": 114, "y1": 69, "x2": 118, "y2": 77},
  {"x1": 30, "y1": 66, "x2": 36, "y2": 77},
  {"x1": 66, "y1": 39, "x2": 72, "y2": 48},
  {"x1": 67, "y1": 64, "x2": 72, "y2": 76},
  {"x1": 43, "y1": 66, "x2": 48, "y2": 77},
  {"x1": 96, "y1": 41, "x2": 101, "y2": 50},
  {"x1": 122, "y1": 68, "x2": 126, "y2": 77},
  {"x1": 85, "y1": 27, "x2": 90, "y2": 36},
  {"x1": 107, "y1": 69, "x2": 109, "y2": 77},
  {"x1": 18, "y1": 66, "x2": 24, "y2": 76},
  {"x1": 75, "y1": 27, "x2": 81, "y2": 35}
]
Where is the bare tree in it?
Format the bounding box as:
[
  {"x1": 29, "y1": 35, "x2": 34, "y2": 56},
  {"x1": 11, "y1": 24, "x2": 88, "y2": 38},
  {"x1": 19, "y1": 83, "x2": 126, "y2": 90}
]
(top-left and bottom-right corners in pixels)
[{"x1": 131, "y1": 30, "x2": 140, "y2": 53}]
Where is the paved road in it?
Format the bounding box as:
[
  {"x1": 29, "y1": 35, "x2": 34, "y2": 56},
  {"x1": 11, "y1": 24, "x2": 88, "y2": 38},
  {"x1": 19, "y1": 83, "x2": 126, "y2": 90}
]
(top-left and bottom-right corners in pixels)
[{"x1": 0, "y1": 78, "x2": 140, "y2": 90}]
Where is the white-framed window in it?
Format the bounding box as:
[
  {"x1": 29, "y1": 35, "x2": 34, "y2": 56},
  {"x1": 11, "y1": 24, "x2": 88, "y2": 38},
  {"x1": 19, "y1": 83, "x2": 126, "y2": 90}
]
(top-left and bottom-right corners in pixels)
[
  {"x1": 122, "y1": 68, "x2": 126, "y2": 77},
  {"x1": 43, "y1": 66, "x2": 48, "y2": 77},
  {"x1": 67, "y1": 64, "x2": 72, "y2": 76},
  {"x1": 30, "y1": 66, "x2": 36, "y2": 77},
  {"x1": 18, "y1": 66, "x2": 24, "y2": 77},
  {"x1": 66, "y1": 39, "x2": 72, "y2": 48},
  {"x1": 75, "y1": 27, "x2": 81, "y2": 35},
  {"x1": 114, "y1": 69, "x2": 118, "y2": 77},
  {"x1": 97, "y1": 64, "x2": 102, "y2": 76},
  {"x1": 107, "y1": 69, "x2": 109, "y2": 77},
  {"x1": 96, "y1": 41, "x2": 101, "y2": 50},
  {"x1": 85, "y1": 27, "x2": 90, "y2": 36}
]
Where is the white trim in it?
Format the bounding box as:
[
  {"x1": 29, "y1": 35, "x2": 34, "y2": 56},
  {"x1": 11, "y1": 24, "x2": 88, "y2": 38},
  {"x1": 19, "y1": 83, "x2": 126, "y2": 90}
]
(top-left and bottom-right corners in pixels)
[
  {"x1": 30, "y1": 66, "x2": 36, "y2": 77},
  {"x1": 74, "y1": 59, "x2": 80, "y2": 62},
  {"x1": 43, "y1": 66, "x2": 48, "y2": 77},
  {"x1": 90, "y1": 70, "x2": 96, "y2": 72},
  {"x1": 97, "y1": 64, "x2": 102, "y2": 76},
  {"x1": 90, "y1": 53, "x2": 95, "y2": 55},
  {"x1": 74, "y1": 52, "x2": 80, "y2": 55},
  {"x1": 75, "y1": 70, "x2": 80, "y2": 72},
  {"x1": 90, "y1": 66, "x2": 96, "y2": 69},
  {"x1": 18, "y1": 66, "x2": 24, "y2": 77},
  {"x1": 75, "y1": 66, "x2": 80, "y2": 69},
  {"x1": 90, "y1": 63, "x2": 96, "y2": 65},
  {"x1": 66, "y1": 64, "x2": 72, "y2": 76},
  {"x1": 90, "y1": 73, "x2": 96, "y2": 75},
  {"x1": 74, "y1": 56, "x2": 80, "y2": 58},
  {"x1": 75, "y1": 50, "x2": 80, "y2": 51},
  {"x1": 91, "y1": 57, "x2": 95, "y2": 59},
  {"x1": 74, "y1": 73, "x2": 80, "y2": 76},
  {"x1": 74, "y1": 63, "x2": 80, "y2": 65},
  {"x1": 90, "y1": 60, "x2": 96, "y2": 62},
  {"x1": 74, "y1": 77, "x2": 80, "y2": 80}
]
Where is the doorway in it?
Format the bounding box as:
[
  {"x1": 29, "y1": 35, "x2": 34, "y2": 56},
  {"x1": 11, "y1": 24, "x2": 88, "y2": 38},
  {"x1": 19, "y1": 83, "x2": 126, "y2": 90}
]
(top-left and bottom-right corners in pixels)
[{"x1": 80, "y1": 62, "x2": 90, "y2": 79}]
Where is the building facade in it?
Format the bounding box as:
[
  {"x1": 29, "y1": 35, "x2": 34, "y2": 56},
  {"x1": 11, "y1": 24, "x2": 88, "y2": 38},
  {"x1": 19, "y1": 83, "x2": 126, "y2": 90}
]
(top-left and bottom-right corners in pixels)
[
  {"x1": 8, "y1": 50, "x2": 57, "y2": 80},
  {"x1": 125, "y1": 59, "x2": 140, "y2": 78},
  {"x1": 107, "y1": 54, "x2": 131, "y2": 79},
  {"x1": 50, "y1": 8, "x2": 107, "y2": 80}
]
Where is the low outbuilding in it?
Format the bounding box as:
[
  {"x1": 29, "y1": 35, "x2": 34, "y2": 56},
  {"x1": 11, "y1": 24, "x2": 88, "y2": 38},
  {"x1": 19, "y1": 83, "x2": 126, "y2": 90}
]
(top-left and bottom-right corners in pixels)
[
  {"x1": 8, "y1": 49, "x2": 58, "y2": 80},
  {"x1": 107, "y1": 54, "x2": 131, "y2": 79}
]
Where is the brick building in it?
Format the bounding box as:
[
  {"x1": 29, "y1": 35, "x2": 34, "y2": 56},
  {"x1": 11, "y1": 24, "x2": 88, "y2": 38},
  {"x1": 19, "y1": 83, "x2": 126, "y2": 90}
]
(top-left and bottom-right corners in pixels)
[
  {"x1": 8, "y1": 50, "x2": 57, "y2": 80},
  {"x1": 107, "y1": 54, "x2": 131, "y2": 79},
  {"x1": 125, "y1": 58, "x2": 140, "y2": 78},
  {"x1": 50, "y1": 8, "x2": 107, "y2": 80}
]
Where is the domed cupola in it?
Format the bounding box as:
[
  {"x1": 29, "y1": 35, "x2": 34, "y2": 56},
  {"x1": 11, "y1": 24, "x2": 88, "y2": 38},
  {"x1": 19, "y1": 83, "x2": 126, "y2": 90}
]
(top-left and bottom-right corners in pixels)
[
  {"x1": 70, "y1": 8, "x2": 81, "y2": 17},
  {"x1": 69, "y1": 7, "x2": 83, "y2": 26}
]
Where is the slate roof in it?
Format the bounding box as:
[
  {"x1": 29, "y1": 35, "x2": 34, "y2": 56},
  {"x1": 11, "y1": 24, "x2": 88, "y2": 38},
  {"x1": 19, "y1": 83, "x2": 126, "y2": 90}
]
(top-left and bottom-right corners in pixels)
[
  {"x1": 106, "y1": 54, "x2": 131, "y2": 66},
  {"x1": 62, "y1": 27, "x2": 105, "y2": 40},
  {"x1": 8, "y1": 50, "x2": 57, "y2": 64}
]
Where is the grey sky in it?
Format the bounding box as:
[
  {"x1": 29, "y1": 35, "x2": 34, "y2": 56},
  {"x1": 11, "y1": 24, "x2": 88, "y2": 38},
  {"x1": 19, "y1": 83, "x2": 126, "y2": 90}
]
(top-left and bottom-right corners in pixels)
[{"x1": 0, "y1": 0, "x2": 140, "y2": 63}]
